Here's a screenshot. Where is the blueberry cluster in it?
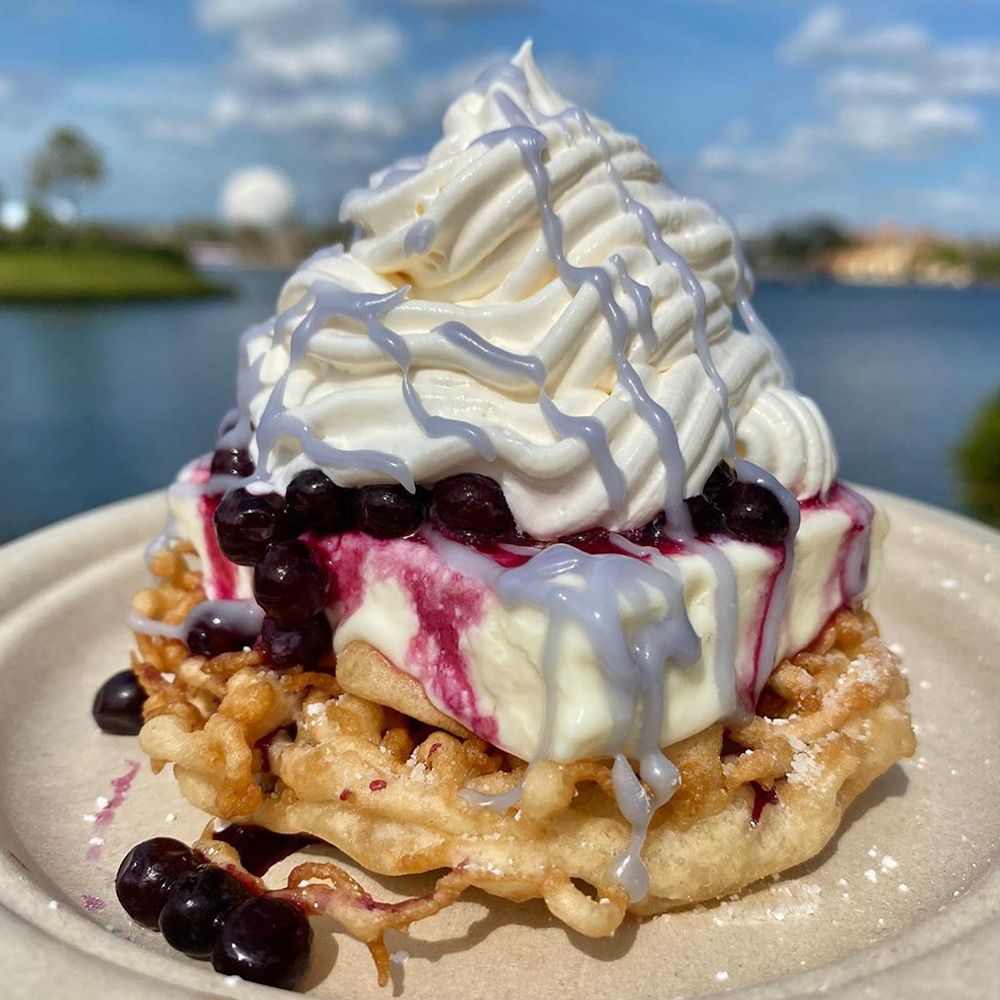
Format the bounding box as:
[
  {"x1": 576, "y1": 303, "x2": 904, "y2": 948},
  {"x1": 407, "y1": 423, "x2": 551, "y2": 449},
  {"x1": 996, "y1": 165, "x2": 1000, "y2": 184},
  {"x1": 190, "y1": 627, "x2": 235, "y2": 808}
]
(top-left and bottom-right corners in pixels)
[
  {"x1": 626, "y1": 461, "x2": 792, "y2": 548},
  {"x1": 215, "y1": 469, "x2": 521, "y2": 553},
  {"x1": 115, "y1": 837, "x2": 312, "y2": 990},
  {"x1": 204, "y1": 470, "x2": 524, "y2": 666}
]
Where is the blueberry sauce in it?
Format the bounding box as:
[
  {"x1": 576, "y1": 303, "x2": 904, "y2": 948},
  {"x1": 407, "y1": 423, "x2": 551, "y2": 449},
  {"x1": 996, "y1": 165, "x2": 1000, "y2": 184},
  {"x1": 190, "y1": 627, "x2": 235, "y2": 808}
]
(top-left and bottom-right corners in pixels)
[
  {"x1": 750, "y1": 783, "x2": 779, "y2": 826},
  {"x1": 211, "y1": 824, "x2": 313, "y2": 878},
  {"x1": 198, "y1": 493, "x2": 238, "y2": 600}
]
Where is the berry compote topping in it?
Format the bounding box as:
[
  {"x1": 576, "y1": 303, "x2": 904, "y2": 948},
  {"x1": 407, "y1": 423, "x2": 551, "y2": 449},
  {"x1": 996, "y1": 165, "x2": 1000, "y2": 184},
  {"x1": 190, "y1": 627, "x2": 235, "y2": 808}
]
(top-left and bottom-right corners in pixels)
[
  {"x1": 159, "y1": 865, "x2": 249, "y2": 958},
  {"x1": 558, "y1": 526, "x2": 624, "y2": 554},
  {"x1": 355, "y1": 484, "x2": 425, "y2": 539},
  {"x1": 432, "y1": 474, "x2": 518, "y2": 543},
  {"x1": 210, "y1": 446, "x2": 255, "y2": 480},
  {"x1": 212, "y1": 897, "x2": 313, "y2": 990},
  {"x1": 253, "y1": 540, "x2": 329, "y2": 625},
  {"x1": 260, "y1": 613, "x2": 332, "y2": 669},
  {"x1": 212, "y1": 824, "x2": 313, "y2": 877},
  {"x1": 214, "y1": 488, "x2": 295, "y2": 566},
  {"x1": 115, "y1": 837, "x2": 201, "y2": 928},
  {"x1": 719, "y1": 481, "x2": 791, "y2": 547},
  {"x1": 187, "y1": 608, "x2": 259, "y2": 658},
  {"x1": 92, "y1": 670, "x2": 146, "y2": 736},
  {"x1": 286, "y1": 469, "x2": 355, "y2": 533}
]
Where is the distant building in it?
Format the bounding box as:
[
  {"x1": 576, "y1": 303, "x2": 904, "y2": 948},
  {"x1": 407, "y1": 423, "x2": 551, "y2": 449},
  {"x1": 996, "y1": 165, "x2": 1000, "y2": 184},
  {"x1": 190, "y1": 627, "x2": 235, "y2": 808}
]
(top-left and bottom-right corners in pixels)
[{"x1": 824, "y1": 224, "x2": 973, "y2": 288}]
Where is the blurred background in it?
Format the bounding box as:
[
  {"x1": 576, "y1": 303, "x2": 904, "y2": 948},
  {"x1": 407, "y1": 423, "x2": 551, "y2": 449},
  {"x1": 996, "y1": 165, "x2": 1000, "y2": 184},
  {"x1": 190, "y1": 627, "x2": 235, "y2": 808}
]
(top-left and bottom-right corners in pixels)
[{"x1": 1, "y1": 0, "x2": 998, "y2": 543}]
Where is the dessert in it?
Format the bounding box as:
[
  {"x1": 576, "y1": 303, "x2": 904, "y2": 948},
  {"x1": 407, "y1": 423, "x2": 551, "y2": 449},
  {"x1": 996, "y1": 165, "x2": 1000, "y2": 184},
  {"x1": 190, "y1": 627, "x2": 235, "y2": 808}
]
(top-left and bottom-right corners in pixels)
[{"x1": 100, "y1": 42, "x2": 915, "y2": 990}]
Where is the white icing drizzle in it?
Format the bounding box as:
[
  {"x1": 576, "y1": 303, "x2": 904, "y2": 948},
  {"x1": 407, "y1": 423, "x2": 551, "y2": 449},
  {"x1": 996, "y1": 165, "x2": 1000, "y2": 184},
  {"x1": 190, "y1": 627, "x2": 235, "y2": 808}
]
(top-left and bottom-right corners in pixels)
[
  {"x1": 144, "y1": 509, "x2": 179, "y2": 570},
  {"x1": 127, "y1": 599, "x2": 263, "y2": 644},
  {"x1": 734, "y1": 459, "x2": 802, "y2": 702}
]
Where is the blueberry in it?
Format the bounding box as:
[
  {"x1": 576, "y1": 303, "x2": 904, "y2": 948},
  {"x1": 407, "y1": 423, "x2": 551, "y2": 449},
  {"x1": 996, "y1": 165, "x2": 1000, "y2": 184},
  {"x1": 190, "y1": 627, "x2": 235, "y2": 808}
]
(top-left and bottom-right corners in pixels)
[
  {"x1": 92, "y1": 670, "x2": 146, "y2": 735},
  {"x1": 186, "y1": 609, "x2": 259, "y2": 658},
  {"x1": 212, "y1": 897, "x2": 312, "y2": 989},
  {"x1": 260, "y1": 614, "x2": 332, "y2": 669},
  {"x1": 159, "y1": 865, "x2": 249, "y2": 958},
  {"x1": 685, "y1": 495, "x2": 724, "y2": 538},
  {"x1": 253, "y1": 541, "x2": 328, "y2": 625},
  {"x1": 355, "y1": 484, "x2": 424, "y2": 539},
  {"x1": 624, "y1": 511, "x2": 667, "y2": 547},
  {"x1": 115, "y1": 838, "x2": 201, "y2": 929},
  {"x1": 432, "y1": 474, "x2": 517, "y2": 542},
  {"x1": 721, "y1": 481, "x2": 791, "y2": 546},
  {"x1": 214, "y1": 489, "x2": 294, "y2": 566},
  {"x1": 285, "y1": 469, "x2": 354, "y2": 534},
  {"x1": 210, "y1": 446, "x2": 254, "y2": 479},
  {"x1": 703, "y1": 460, "x2": 736, "y2": 501}
]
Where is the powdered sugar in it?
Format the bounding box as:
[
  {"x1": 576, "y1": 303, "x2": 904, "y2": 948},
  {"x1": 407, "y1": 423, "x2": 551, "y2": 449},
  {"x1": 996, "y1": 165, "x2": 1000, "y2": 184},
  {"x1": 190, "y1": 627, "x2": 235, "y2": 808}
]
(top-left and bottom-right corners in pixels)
[{"x1": 710, "y1": 881, "x2": 822, "y2": 925}]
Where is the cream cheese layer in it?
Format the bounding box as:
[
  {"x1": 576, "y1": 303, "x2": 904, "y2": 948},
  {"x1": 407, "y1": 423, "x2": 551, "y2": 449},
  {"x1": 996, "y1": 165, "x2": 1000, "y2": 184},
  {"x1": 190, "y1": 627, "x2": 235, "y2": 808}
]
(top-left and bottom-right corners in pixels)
[{"x1": 173, "y1": 470, "x2": 880, "y2": 763}]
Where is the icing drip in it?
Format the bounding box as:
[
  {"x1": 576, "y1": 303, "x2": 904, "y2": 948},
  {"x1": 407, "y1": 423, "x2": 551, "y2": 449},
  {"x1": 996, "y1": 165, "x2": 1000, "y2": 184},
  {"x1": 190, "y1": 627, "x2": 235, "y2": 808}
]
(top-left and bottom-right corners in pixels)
[
  {"x1": 404, "y1": 218, "x2": 438, "y2": 256},
  {"x1": 734, "y1": 459, "x2": 803, "y2": 701},
  {"x1": 127, "y1": 598, "x2": 262, "y2": 645},
  {"x1": 144, "y1": 510, "x2": 179, "y2": 570},
  {"x1": 453, "y1": 537, "x2": 698, "y2": 901}
]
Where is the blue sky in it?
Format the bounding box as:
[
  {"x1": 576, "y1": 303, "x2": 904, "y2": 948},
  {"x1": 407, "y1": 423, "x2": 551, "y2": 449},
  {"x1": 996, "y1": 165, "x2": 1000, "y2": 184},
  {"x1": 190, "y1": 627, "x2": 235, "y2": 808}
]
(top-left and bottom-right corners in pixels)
[{"x1": 1, "y1": 0, "x2": 998, "y2": 234}]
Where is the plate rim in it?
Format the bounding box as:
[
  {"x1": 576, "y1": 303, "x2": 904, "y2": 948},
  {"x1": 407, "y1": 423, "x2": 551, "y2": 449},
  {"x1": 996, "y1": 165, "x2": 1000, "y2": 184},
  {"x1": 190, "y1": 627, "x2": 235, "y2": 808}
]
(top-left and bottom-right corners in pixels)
[{"x1": 0, "y1": 487, "x2": 998, "y2": 999}]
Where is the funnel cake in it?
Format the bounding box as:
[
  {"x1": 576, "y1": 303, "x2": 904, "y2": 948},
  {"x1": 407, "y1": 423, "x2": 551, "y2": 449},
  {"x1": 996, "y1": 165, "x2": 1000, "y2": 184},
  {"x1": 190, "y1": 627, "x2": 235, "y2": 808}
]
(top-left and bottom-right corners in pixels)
[
  {"x1": 120, "y1": 42, "x2": 914, "y2": 989},
  {"x1": 133, "y1": 552, "x2": 912, "y2": 983}
]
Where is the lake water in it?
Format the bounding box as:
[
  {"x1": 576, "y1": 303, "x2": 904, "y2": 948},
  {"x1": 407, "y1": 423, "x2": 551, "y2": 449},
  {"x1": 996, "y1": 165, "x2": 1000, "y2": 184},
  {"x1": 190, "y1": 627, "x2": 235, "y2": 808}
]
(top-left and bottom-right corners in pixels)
[{"x1": 2, "y1": 272, "x2": 998, "y2": 543}]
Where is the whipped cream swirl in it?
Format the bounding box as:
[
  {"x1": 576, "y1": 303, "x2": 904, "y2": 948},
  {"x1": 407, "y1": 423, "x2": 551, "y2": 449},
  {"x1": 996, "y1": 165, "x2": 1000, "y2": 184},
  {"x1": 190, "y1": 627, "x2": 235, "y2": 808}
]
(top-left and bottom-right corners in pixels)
[{"x1": 241, "y1": 42, "x2": 836, "y2": 540}]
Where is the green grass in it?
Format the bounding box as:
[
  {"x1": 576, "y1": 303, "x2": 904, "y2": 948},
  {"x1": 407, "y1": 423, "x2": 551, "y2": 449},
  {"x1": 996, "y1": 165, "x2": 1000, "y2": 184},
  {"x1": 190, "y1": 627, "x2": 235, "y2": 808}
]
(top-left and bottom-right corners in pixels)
[{"x1": 0, "y1": 246, "x2": 230, "y2": 303}]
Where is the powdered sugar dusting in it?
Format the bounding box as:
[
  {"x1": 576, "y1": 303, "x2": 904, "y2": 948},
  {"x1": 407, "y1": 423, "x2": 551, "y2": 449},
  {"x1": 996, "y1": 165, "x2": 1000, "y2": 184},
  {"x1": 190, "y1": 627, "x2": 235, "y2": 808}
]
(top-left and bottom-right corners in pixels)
[{"x1": 710, "y1": 881, "x2": 823, "y2": 925}]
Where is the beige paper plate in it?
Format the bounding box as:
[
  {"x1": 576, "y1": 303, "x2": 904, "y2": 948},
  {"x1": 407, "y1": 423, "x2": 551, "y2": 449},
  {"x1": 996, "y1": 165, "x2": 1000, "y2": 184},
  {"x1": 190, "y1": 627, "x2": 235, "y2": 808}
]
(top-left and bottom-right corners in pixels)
[{"x1": 0, "y1": 489, "x2": 998, "y2": 999}]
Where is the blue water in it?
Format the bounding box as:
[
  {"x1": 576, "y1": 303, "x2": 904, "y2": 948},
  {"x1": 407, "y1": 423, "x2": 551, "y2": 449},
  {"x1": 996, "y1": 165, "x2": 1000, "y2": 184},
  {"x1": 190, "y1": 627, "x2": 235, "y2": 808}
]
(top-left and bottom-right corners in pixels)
[{"x1": 1, "y1": 274, "x2": 998, "y2": 543}]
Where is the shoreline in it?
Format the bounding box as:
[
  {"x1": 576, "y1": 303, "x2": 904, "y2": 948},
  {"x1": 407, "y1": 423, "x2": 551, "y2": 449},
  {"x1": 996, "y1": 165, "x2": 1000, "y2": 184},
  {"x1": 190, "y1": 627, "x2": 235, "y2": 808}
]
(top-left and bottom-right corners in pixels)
[{"x1": 0, "y1": 245, "x2": 232, "y2": 304}]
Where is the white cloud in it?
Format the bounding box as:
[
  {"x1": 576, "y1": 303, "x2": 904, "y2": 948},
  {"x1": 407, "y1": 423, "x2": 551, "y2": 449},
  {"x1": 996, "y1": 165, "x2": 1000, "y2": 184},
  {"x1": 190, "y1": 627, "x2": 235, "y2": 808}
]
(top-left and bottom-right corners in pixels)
[
  {"x1": 217, "y1": 91, "x2": 403, "y2": 137},
  {"x1": 698, "y1": 121, "x2": 826, "y2": 181},
  {"x1": 784, "y1": 6, "x2": 1000, "y2": 99},
  {"x1": 196, "y1": 0, "x2": 318, "y2": 32},
  {"x1": 701, "y1": 6, "x2": 992, "y2": 192},
  {"x1": 700, "y1": 96, "x2": 980, "y2": 183},
  {"x1": 781, "y1": 6, "x2": 928, "y2": 64},
  {"x1": 835, "y1": 99, "x2": 980, "y2": 154},
  {"x1": 0, "y1": 76, "x2": 15, "y2": 101},
  {"x1": 934, "y1": 44, "x2": 1000, "y2": 98},
  {"x1": 822, "y1": 67, "x2": 922, "y2": 102},
  {"x1": 236, "y1": 21, "x2": 403, "y2": 83}
]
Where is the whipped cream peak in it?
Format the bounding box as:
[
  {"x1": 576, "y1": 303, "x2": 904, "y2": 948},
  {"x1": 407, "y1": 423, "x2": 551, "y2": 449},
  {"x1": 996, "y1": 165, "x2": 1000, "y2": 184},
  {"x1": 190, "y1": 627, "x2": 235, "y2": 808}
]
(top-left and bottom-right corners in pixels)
[{"x1": 238, "y1": 42, "x2": 834, "y2": 540}]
